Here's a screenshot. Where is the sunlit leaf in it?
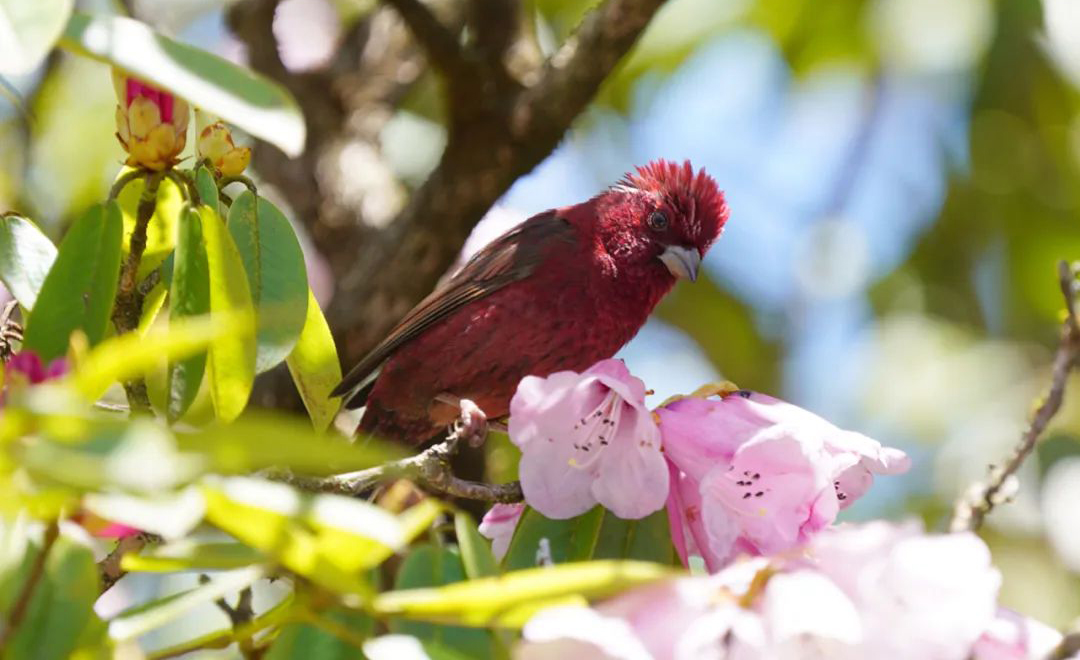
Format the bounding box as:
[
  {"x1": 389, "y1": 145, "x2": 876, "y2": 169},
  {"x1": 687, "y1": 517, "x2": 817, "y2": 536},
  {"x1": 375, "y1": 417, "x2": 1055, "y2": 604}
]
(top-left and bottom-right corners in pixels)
[
  {"x1": 60, "y1": 13, "x2": 305, "y2": 156},
  {"x1": 267, "y1": 609, "x2": 375, "y2": 660},
  {"x1": 83, "y1": 487, "x2": 205, "y2": 540},
  {"x1": 108, "y1": 565, "x2": 265, "y2": 641},
  {"x1": 0, "y1": 214, "x2": 56, "y2": 310},
  {"x1": 454, "y1": 511, "x2": 498, "y2": 579},
  {"x1": 373, "y1": 560, "x2": 673, "y2": 628},
  {"x1": 0, "y1": 0, "x2": 74, "y2": 75},
  {"x1": 179, "y1": 412, "x2": 404, "y2": 476},
  {"x1": 167, "y1": 207, "x2": 211, "y2": 421},
  {"x1": 228, "y1": 191, "x2": 309, "y2": 373},
  {"x1": 200, "y1": 204, "x2": 256, "y2": 422},
  {"x1": 71, "y1": 312, "x2": 238, "y2": 402},
  {"x1": 22, "y1": 202, "x2": 123, "y2": 361},
  {"x1": 136, "y1": 275, "x2": 167, "y2": 336},
  {"x1": 120, "y1": 540, "x2": 264, "y2": 573},
  {"x1": 389, "y1": 544, "x2": 494, "y2": 657},
  {"x1": 201, "y1": 477, "x2": 427, "y2": 594},
  {"x1": 194, "y1": 166, "x2": 219, "y2": 211},
  {"x1": 115, "y1": 172, "x2": 183, "y2": 281},
  {"x1": 286, "y1": 288, "x2": 342, "y2": 431}
]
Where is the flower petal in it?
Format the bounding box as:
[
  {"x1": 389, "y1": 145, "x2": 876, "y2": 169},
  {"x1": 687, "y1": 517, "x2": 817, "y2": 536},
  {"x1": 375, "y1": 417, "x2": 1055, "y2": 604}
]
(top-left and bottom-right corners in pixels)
[{"x1": 591, "y1": 402, "x2": 667, "y2": 519}]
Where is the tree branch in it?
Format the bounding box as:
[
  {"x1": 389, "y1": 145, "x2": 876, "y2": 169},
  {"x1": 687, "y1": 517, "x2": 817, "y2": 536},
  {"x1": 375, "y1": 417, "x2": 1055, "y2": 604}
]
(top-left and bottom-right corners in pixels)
[
  {"x1": 110, "y1": 171, "x2": 161, "y2": 414},
  {"x1": 280, "y1": 433, "x2": 523, "y2": 503},
  {"x1": 0, "y1": 521, "x2": 59, "y2": 652},
  {"x1": 381, "y1": 0, "x2": 470, "y2": 80},
  {"x1": 99, "y1": 532, "x2": 159, "y2": 593},
  {"x1": 949, "y1": 261, "x2": 1080, "y2": 533}
]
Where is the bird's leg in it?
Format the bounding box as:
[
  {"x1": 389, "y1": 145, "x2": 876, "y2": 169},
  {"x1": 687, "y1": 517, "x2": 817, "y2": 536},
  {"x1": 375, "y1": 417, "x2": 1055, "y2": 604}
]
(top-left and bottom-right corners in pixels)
[{"x1": 436, "y1": 393, "x2": 489, "y2": 448}]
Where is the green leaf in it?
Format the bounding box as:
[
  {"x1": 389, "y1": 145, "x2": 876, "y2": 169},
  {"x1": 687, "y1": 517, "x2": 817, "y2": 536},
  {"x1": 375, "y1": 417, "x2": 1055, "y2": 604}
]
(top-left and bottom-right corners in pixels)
[
  {"x1": 108, "y1": 565, "x2": 265, "y2": 641},
  {"x1": 136, "y1": 277, "x2": 167, "y2": 336},
  {"x1": 286, "y1": 288, "x2": 342, "y2": 431},
  {"x1": 267, "y1": 609, "x2": 375, "y2": 660},
  {"x1": 592, "y1": 507, "x2": 674, "y2": 564},
  {"x1": 116, "y1": 172, "x2": 183, "y2": 282},
  {"x1": 390, "y1": 544, "x2": 494, "y2": 658},
  {"x1": 454, "y1": 511, "x2": 498, "y2": 579},
  {"x1": 0, "y1": 0, "x2": 74, "y2": 75},
  {"x1": 201, "y1": 477, "x2": 433, "y2": 595},
  {"x1": 194, "y1": 166, "x2": 219, "y2": 211},
  {"x1": 22, "y1": 202, "x2": 123, "y2": 361},
  {"x1": 227, "y1": 192, "x2": 309, "y2": 373},
  {"x1": 374, "y1": 560, "x2": 673, "y2": 628},
  {"x1": 5, "y1": 531, "x2": 102, "y2": 659},
  {"x1": 59, "y1": 13, "x2": 305, "y2": 156},
  {"x1": 0, "y1": 214, "x2": 56, "y2": 310},
  {"x1": 502, "y1": 506, "x2": 672, "y2": 569},
  {"x1": 120, "y1": 540, "x2": 264, "y2": 573},
  {"x1": 200, "y1": 204, "x2": 256, "y2": 422},
  {"x1": 178, "y1": 412, "x2": 404, "y2": 476},
  {"x1": 71, "y1": 312, "x2": 239, "y2": 403},
  {"x1": 502, "y1": 506, "x2": 604, "y2": 570},
  {"x1": 167, "y1": 207, "x2": 211, "y2": 421}
]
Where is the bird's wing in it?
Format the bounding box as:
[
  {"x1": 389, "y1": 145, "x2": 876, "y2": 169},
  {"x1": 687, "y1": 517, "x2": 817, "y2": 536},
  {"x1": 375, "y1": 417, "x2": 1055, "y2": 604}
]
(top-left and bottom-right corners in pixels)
[{"x1": 331, "y1": 211, "x2": 576, "y2": 407}]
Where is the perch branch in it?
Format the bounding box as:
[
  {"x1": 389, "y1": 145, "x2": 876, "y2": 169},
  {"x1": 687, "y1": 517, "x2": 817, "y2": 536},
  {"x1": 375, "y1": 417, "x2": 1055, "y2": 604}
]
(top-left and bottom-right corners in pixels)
[
  {"x1": 949, "y1": 261, "x2": 1080, "y2": 533},
  {"x1": 98, "y1": 532, "x2": 160, "y2": 594},
  {"x1": 381, "y1": 0, "x2": 471, "y2": 79}
]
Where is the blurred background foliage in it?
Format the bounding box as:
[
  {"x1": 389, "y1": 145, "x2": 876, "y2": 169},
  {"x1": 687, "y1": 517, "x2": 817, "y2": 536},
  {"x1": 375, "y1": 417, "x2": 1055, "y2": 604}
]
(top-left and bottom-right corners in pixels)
[{"x1": 2, "y1": 0, "x2": 1080, "y2": 632}]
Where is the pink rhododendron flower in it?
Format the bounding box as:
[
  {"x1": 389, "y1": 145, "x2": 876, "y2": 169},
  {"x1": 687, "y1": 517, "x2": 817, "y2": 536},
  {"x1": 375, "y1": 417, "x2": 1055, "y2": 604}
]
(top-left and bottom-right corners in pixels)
[
  {"x1": 517, "y1": 522, "x2": 1010, "y2": 660},
  {"x1": 971, "y1": 608, "x2": 1064, "y2": 660},
  {"x1": 479, "y1": 502, "x2": 525, "y2": 561},
  {"x1": 508, "y1": 359, "x2": 668, "y2": 519},
  {"x1": 658, "y1": 390, "x2": 909, "y2": 570},
  {"x1": 6, "y1": 351, "x2": 68, "y2": 385}
]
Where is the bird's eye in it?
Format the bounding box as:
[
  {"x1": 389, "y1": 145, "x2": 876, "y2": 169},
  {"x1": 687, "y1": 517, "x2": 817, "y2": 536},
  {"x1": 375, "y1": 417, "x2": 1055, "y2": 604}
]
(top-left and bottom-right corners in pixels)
[{"x1": 647, "y1": 210, "x2": 669, "y2": 232}]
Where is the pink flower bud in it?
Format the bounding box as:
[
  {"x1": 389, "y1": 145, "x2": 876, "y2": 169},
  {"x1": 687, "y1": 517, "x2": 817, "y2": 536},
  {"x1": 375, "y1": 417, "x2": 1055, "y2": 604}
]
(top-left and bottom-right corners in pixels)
[{"x1": 112, "y1": 69, "x2": 190, "y2": 170}]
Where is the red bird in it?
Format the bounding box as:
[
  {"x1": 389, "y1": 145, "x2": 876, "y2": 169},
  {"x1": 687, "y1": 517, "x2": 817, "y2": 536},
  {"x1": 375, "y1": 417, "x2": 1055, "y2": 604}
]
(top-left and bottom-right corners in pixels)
[{"x1": 331, "y1": 160, "x2": 730, "y2": 444}]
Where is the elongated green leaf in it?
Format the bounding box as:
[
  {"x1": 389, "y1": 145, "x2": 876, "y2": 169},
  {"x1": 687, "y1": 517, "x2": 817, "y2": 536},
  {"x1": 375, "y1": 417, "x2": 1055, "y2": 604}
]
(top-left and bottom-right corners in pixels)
[
  {"x1": 108, "y1": 565, "x2": 265, "y2": 641},
  {"x1": 120, "y1": 540, "x2": 264, "y2": 573},
  {"x1": 201, "y1": 477, "x2": 424, "y2": 594},
  {"x1": 390, "y1": 545, "x2": 494, "y2": 658},
  {"x1": 167, "y1": 208, "x2": 211, "y2": 421},
  {"x1": 6, "y1": 532, "x2": 102, "y2": 659},
  {"x1": 287, "y1": 288, "x2": 342, "y2": 431},
  {"x1": 374, "y1": 560, "x2": 673, "y2": 628},
  {"x1": 178, "y1": 412, "x2": 404, "y2": 476},
  {"x1": 200, "y1": 204, "x2": 256, "y2": 422},
  {"x1": 592, "y1": 508, "x2": 674, "y2": 564},
  {"x1": 503, "y1": 506, "x2": 604, "y2": 570},
  {"x1": 116, "y1": 172, "x2": 183, "y2": 281},
  {"x1": 136, "y1": 277, "x2": 167, "y2": 336},
  {"x1": 454, "y1": 512, "x2": 498, "y2": 579},
  {"x1": 0, "y1": 0, "x2": 73, "y2": 74},
  {"x1": 23, "y1": 202, "x2": 123, "y2": 361},
  {"x1": 194, "y1": 166, "x2": 219, "y2": 211},
  {"x1": 228, "y1": 192, "x2": 309, "y2": 373},
  {"x1": 0, "y1": 214, "x2": 56, "y2": 310},
  {"x1": 267, "y1": 609, "x2": 375, "y2": 660},
  {"x1": 71, "y1": 312, "x2": 239, "y2": 402},
  {"x1": 60, "y1": 13, "x2": 305, "y2": 156}
]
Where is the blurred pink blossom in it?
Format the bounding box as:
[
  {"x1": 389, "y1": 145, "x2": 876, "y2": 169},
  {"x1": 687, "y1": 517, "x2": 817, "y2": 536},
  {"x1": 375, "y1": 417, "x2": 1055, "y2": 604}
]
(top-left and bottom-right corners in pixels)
[
  {"x1": 508, "y1": 359, "x2": 668, "y2": 519},
  {"x1": 658, "y1": 391, "x2": 909, "y2": 570},
  {"x1": 479, "y1": 502, "x2": 525, "y2": 561},
  {"x1": 971, "y1": 608, "x2": 1065, "y2": 660},
  {"x1": 7, "y1": 351, "x2": 68, "y2": 385},
  {"x1": 517, "y1": 522, "x2": 1016, "y2": 660}
]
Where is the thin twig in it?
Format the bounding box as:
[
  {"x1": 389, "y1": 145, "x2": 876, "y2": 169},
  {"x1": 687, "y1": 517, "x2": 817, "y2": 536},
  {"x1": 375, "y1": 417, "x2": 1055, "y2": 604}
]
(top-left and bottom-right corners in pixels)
[
  {"x1": 1046, "y1": 630, "x2": 1080, "y2": 660},
  {"x1": 0, "y1": 521, "x2": 59, "y2": 651},
  {"x1": 99, "y1": 532, "x2": 159, "y2": 593},
  {"x1": 108, "y1": 168, "x2": 147, "y2": 201},
  {"x1": 111, "y1": 172, "x2": 162, "y2": 414},
  {"x1": 949, "y1": 261, "x2": 1080, "y2": 533}
]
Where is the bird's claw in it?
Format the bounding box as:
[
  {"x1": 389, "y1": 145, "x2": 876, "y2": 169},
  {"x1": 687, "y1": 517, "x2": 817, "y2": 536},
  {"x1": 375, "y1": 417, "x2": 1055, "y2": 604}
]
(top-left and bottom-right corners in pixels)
[{"x1": 449, "y1": 398, "x2": 488, "y2": 448}]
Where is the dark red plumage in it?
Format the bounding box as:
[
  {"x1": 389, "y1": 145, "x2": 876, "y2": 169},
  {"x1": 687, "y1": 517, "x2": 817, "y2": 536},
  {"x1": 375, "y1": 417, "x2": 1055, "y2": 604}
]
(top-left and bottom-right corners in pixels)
[{"x1": 331, "y1": 160, "x2": 729, "y2": 443}]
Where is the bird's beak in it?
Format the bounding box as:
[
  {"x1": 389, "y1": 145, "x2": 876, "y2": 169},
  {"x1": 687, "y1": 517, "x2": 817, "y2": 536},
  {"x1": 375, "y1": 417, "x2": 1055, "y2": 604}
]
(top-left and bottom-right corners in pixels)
[{"x1": 658, "y1": 245, "x2": 701, "y2": 282}]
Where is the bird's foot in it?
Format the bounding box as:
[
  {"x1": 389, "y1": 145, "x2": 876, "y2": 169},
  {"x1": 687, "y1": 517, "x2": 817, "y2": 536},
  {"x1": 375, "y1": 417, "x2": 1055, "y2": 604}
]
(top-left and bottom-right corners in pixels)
[{"x1": 439, "y1": 394, "x2": 489, "y2": 448}]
